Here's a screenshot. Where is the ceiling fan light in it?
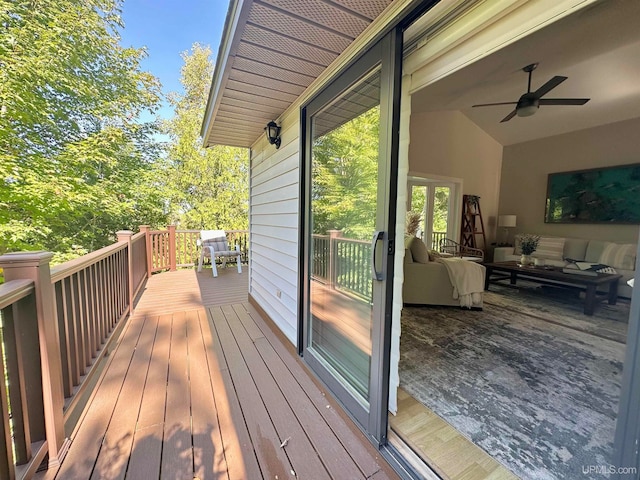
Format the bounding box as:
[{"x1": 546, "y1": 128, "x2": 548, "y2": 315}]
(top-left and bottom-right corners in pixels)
[{"x1": 517, "y1": 104, "x2": 538, "y2": 117}]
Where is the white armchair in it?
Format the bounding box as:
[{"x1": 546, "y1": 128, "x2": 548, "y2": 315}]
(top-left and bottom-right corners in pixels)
[{"x1": 197, "y1": 230, "x2": 242, "y2": 277}]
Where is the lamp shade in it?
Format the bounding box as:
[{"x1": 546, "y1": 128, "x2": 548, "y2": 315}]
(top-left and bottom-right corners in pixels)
[{"x1": 498, "y1": 215, "x2": 517, "y2": 228}]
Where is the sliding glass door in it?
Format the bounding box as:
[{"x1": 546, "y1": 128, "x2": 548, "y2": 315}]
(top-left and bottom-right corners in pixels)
[{"x1": 301, "y1": 32, "x2": 400, "y2": 443}]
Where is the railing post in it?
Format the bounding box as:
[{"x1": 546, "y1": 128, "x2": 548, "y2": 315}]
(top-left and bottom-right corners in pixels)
[
  {"x1": 0, "y1": 252, "x2": 70, "y2": 469},
  {"x1": 117, "y1": 230, "x2": 134, "y2": 314},
  {"x1": 139, "y1": 225, "x2": 152, "y2": 278},
  {"x1": 328, "y1": 230, "x2": 342, "y2": 290},
  {"x1": 168, "y1": 224, "x2": 177, "y2": 272}
]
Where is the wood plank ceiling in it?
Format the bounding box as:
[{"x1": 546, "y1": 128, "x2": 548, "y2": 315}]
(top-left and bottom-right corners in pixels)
[{"x1": 204, "y1": 0, "x2": 393, "y2": 148}]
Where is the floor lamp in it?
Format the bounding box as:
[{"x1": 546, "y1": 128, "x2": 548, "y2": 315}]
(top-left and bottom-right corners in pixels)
[{"x1": 498, "y1": 215, "x2": 517, "y2": 246}]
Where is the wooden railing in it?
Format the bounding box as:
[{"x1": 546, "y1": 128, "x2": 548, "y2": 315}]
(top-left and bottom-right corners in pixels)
[
  {"x1": 431, "y1": 231, "x2": 447, "y2": 251},
  {"x1": 143, "y1": 227, "x2": 249, "y2": 273},
  {"x1": 311, "y1": 231, "x2": 372, "y2": 302},
  {"x1": 0, "y1": 224, "x2": 246, "y2": 479},
  {"x1": 0, "y1": 236, "x2": 146, "y2": 478}
]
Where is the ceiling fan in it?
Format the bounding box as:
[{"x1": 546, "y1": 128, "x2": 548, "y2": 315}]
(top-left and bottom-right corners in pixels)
[{"x1": 472, "y1": 63, "x2": 590, "y2": 123}]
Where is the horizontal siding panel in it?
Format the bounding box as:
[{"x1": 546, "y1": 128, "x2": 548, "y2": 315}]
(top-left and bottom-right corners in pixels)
[
  {"x1": 251, "y1": 198, "x2": 299, "y2": 215},
  {"x1": 251, "y1": 242, "x2": 298, "y2": 272},
  {"x1": 250, "y1": 114, "x2": 302, "y2": 347},
  {"x1": 251, "y1": 252, "x2": 297, "y2": 287},
  {"x1": 252, "y1": 141, "x2": 299, "y2": 179},
  {"x1": 251, "y1": 268, "x2": 297, "y2": 315},
  {"x1": 252, "y1": 183, "x2": 299, "y2": 206},
  {"x1": 254, "y1": 264, "x2": 298, "y2": 313},
  {"x1": 251, "y1": 212, "x2": 299, "y2": 229},
  {"x1": 251, "y1": 224, "x2": 298, "y2": 244},
  {"x1": 252, "y1": 155, "x2": 298, "y2": 188},
  {"x1": 249, "y1": 287, "x2": 296, "y2": 344},
  {"x1": 251, "y1": 168, "x2": 299, "y2": 197}
]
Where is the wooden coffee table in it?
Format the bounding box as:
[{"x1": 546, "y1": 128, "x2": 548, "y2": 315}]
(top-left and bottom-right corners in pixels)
[{"x1": 484, "y1": 261, "x2": 622, "y2": 315}]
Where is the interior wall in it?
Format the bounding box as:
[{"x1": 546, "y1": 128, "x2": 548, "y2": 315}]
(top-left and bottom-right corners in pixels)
[
  {"x1": 408, "y1": 110, "x2": 504, "y2": 244},
  {"x1": 500, "y1": 117, "x2": 640, "y2": 244}
]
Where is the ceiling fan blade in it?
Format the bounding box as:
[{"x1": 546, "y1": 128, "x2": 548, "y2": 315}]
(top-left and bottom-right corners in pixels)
[
  {"x1": 533, "y1": 75, "x2": 567, "y2": 98},
  {"x1": 538, "y1": 98, "x2": 590, "y2": 106},
  {"x1": 500, "y1": 110, "x2": 517, "y2": 123},
  {"x1": 472, "y1": 101, "x2": 518, "y2": 107}
]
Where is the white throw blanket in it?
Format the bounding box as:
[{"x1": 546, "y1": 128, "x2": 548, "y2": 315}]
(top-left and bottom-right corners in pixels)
[{"x1": 437, "y1": 257, "x2": 486, "y2": 308}]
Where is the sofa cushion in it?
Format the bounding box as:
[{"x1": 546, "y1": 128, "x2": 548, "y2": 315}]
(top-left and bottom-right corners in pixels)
[
  {"x1": 532, "y1": 236, "x2": 565, "y2": 260},
  {"x1": 585, "y1": 240, "x2": 609, "y2": 263},
  {"x1": 563, "y1": 238, "x2": 589, "y2": 261},
  {"x1": 408, "y1": 237, "x2": 430, "y2": 264},
  {"x1": 404, "y1": 248, "x2": 414, "y2": 264},
  {"x1": 599, "y1": 242, "x2": 637, "y2": 270}
]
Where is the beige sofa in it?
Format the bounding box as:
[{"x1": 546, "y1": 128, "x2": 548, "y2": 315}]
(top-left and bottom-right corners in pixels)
[
  {"x1": 403, "y1": 237, "x2": 483, "y2": 307},
  {"x1": 494, "y1": 235, "x2": 637, "y2": 298}
]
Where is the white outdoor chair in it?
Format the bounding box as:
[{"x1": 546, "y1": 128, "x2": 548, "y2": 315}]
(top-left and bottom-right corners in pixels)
[{"x1": 197, "y1": 230, "x2": 242, "y2": 277}]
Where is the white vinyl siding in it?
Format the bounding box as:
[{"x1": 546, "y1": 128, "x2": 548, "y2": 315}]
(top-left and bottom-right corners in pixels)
[{"x1": 249, "y1": 118, "x2": 300, "y2": 344}]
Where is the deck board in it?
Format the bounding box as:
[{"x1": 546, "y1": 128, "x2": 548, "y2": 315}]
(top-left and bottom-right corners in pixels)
[
  {"x1": 90, "y1": 315, "x2": 158, "y2": 480},
  {"x1": 50, "y1": 268, "x2": 398, "y2": 480},
  {"x1": 162, "y1": 311, "x2": 193, "y2": 480},
  {"x1": 220, "y1": 305, "x2": 331, "y2": 480},
  {"x1": 187, "y1": 310, "x2": 228, "y2": 480}
]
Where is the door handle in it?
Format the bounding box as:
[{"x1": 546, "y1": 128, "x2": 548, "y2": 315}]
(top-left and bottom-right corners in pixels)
[{"x1": 371, "y1": 230, "x2": 384, "y2": 281}]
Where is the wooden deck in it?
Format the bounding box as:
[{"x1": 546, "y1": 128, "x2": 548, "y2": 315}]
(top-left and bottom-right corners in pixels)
[{"x1": 45, "y1": 267, "x2": 398, "y2": 480}]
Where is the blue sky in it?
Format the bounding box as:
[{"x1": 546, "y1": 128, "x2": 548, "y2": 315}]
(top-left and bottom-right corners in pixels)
[{"x1": 119, "y1": 0, "x2": 230, "y2": 120}]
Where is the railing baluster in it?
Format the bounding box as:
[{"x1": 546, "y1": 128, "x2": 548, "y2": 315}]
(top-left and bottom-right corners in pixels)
[
  {"x1": 81, "y1": 270, "x2": 92, "y2": 367},
  {"x1": 71, "y1": 274, "x2": 86, "y2": 376},
  {"x1": 96, "y1": 261, "x2": 105, "y2": 345},
  {"x1": 107, "y1": 254, "x2": 115, "y2": 329},
  {"x1": 3, "y1": 300, "x2": 31, "y2": 464},
  {"x1": 0, "y1": 324, "x2": 15, "y2": 479},
  {"x1": 55, "y1": 281, "x2": 73, "y2": 397},
  {"x1": 73, "y1": 273, "x2": 85, "y2": 372},
  {"x1": 88, "y1": 264, "x2": 98, "y2": 355}
]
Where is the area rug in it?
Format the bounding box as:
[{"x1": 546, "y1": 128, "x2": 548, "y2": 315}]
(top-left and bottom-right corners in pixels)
[{"x1": 399, "y1": 289, "x2": 629, "y2": 479}]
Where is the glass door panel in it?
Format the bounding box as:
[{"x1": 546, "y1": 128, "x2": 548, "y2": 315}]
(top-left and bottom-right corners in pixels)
[
  {"x1": 432, "y1": 186, "x2": 451, "y2": 247},
  {"x1": 309, "y1": 69, "x2": 381, "y2": 406}
]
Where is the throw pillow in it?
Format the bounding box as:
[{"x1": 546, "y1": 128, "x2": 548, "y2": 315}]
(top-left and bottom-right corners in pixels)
[
  {"x1": 599, "y1": 243, "x2": 637, "y2": 270},
  {"x1": 408, "y1": 237, "x2": 430, "y2": 264},
  {"x1": 532, "y1": 236, "x2": 565, "y2": 260}
]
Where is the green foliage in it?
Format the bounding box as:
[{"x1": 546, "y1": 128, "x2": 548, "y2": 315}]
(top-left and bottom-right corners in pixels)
[
  {"x1": 0, "y1": 0, "x2": 168, "y2": 258},
  {"x1": 163, "y1": 44, "x2": 248, "y2": 230},
  {"x1": 312, "y1": 107, "x2": 379, "y2": 240},
  {"x1": 409, "y1": 184, "x2": 449, "y2": 235},
  {"x1": 520, "y1": 234, "x2": 540, "y2": 255},
  {"x1": 432, "y1": 187, "x2": 450, "y2": 233}
]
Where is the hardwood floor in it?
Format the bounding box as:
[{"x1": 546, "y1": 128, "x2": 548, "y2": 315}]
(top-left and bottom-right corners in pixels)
[
  {"x1": 390, "y1": 389, "x2": 518, "y2": 480},
  {"x1": 43, "y1": 268, "x2": 398, "y2": 480}
]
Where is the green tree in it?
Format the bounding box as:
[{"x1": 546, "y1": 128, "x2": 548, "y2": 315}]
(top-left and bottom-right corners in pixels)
[
  {"x1": 312, "y1": 106, "x2": 379, "y2": 240},
  {"x1": 0, "y1": 0, "x2": 167, "y2": 258},
  {"x1": 163, "y1": 44, "x2": 249, "y2": 230}
]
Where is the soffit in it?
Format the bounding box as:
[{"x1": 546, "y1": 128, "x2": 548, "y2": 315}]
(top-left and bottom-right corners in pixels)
[{"x1": 203, "y1": 0, "x2": 393, "y2": 148}]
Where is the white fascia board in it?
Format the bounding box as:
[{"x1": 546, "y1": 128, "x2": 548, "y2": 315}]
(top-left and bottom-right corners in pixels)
[{"x1": 201, "y1": 0, "x2": 253, "y2": 147}]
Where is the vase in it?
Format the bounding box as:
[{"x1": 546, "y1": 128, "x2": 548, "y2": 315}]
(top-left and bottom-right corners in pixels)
[{"x1": 520, "y1": 254, "x2": 533, "y2": 265}]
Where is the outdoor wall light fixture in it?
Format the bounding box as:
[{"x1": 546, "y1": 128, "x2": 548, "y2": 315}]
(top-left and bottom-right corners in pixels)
[{"x1": 264, "y1": 120, "x2": 281, "y2": 149}]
